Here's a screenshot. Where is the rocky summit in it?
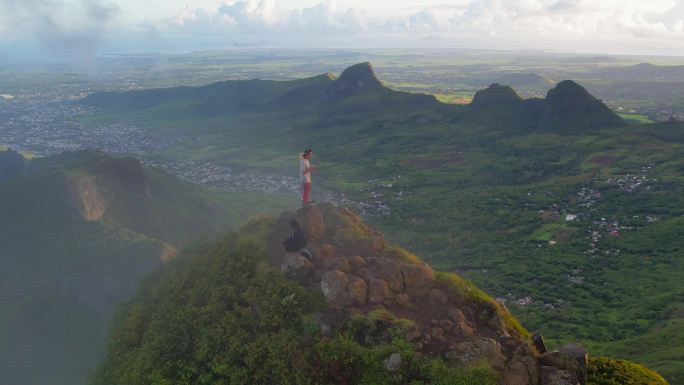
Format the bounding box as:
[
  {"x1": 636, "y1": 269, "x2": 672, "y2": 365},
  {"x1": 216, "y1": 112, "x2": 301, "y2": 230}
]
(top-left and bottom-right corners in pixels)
[
  {"x1": 278, "y1": 203, "x2": 588, "y2": 385},
  {"x1": 326, "y1": 62, "x2": 384, "y2": 100},
  {"x1": 471, "y1": 83, "x2": 523, "y2": 109},
  {"x1": 94, "y1": 200, "x2": 665, "y2": 385}
]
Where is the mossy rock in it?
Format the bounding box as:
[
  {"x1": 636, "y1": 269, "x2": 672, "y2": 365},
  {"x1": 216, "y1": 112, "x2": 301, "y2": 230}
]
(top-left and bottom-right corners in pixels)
[{"x1": 588, "y1": 357, "x2": 669, "y2": 385}]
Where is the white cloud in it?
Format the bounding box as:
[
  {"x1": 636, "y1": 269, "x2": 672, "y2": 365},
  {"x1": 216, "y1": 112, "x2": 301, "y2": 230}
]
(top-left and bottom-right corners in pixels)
[
  {"x1": 164, "y1": 0, "x2": 684, "y2": 43},
  {"x1": 0, "y1": 0, "x2": 121, "y2": 62},
  {"x1": 1, "y1": 0, "x2": 684, "y2": 59}
]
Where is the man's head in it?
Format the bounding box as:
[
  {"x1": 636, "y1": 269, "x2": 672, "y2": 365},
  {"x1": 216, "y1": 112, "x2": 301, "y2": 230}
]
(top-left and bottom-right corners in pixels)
[{"x1": 303, "y1": 149, "x2": 313, "y2": 159}]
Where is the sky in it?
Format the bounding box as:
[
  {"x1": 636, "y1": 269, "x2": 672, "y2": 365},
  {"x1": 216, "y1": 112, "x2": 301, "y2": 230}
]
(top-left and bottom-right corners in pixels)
[{"x1": 0, "y1": 0, "x2": 683, "y2": 63}]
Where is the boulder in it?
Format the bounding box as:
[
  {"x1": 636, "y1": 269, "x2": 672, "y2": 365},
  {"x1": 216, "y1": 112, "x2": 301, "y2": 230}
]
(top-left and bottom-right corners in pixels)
[
  {"x1": 559, "y1": 345, "x2": 588, "y2": 385},
  {"x1": 384, "y1": 353, "x2": 402, "y2": 372},
  {"x1": 539, "y1": 345, "x2": 588, "y2": 385},
  {"x1": 395, "y1": 293, "x2": 412, "y2": 308},
  {"x1": 503, "y1": 361, "x2": 533, "y2": 385},
  {"x1": 430, "y1": 327, "x2": 446, "y2": 341},
  {"x1": 504, "y1": 350, "x2": 538, "y2": 385},
  {"x1": 456, "y1": 321, "x2": 475, "y2": 337},
  {"x1": 367, "y1": 257, "x2": 404, "y2": 292},
  {"x1": 321, "y1": 270, "x2": 352, "y2": 307},
  {"x1": 346, "y1": 255, "x2": 366, "y2": 270},
  {"x1": 448, "y1": 308, "x2": 467, "y2": 323},
  {"x1": 298, "y1": 208, "x2": 326, "y2": 239},
  {"x1": 540, "y1": 366, "x2": 576, "y2": 385},
  {"x1": 368, "y1": 278, "x2": 391, "y2": 304},
  {"x1": 316, "y1": 244, "x2": 336, "y2": 258},
  {"x1": 325, "y1": 256, "x2": 351, "y2": 273},
  {"x1": 402, "y1": 263, "x2": 435, "y2": 295},
  {"x1": 281, "y1": 253, "x2": 313, "y2": 281},
  {"x1": 446, "y1": 338, "x2": 506, "y2": 369},
  {"x1": 488, "y1": 316, "x2": 510, "y2": 336},
  {"x1": 438, "y1": 319, "x2": 454, "y2": 331},
  {"x1": 347, "y1": 275, "x2": 368, "y2": 306},
  {"x1": 429, "y1": 288, "x2": 448, "y2": 303}
]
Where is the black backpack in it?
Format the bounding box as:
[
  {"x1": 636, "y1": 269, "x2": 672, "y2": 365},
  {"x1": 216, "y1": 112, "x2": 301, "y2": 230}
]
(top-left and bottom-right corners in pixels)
[{"x1": 283, "y1": 227, "x2": 307, "y2": 252}]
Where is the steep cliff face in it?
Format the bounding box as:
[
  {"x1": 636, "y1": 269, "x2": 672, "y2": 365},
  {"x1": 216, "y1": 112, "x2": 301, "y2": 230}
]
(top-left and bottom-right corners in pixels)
[
  {"x1": 326, "y1": 62, "x2": 384, "y2": 100},
  {"x1": 63, "y1": 157, "x2": 151, "y2": 222},
  {"x1": 0, "y1": 149, "x2": 289, "y2": 385}
]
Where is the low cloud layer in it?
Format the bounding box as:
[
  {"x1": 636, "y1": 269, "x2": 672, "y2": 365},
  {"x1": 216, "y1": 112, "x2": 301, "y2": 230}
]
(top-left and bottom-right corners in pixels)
[
  {"x1": 0, "y1": 0, "x2": 120, "y2": 63},
  {"x1": 163, "y1": 0, "x2": 684, "y2": 52},
  {"x1": 1, "y1": 0, "x2": 683, "y2": 62}
]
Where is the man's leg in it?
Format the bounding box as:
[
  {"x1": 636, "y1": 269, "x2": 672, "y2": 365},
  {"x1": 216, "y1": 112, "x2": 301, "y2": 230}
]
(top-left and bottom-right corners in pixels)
[{"x1": 302, "y1": 183, "x2": 311, "y2": 206}]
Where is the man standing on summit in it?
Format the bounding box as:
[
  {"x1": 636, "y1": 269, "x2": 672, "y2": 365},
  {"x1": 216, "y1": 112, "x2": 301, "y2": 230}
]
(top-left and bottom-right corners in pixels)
[{"x1": 300, "y1": 149, "x2": 316, "y2": 207}]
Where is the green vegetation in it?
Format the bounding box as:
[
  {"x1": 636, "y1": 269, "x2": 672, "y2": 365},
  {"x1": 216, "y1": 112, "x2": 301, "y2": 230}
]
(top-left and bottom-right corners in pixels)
[
  {"x1": 589, "y1": 320, "x2": 684, "y2": 385},
  {"x1": 93, "y1": 219, "x2": 500, "y2": 385},
  {"x1": 0, "y1": 150, "x2": 295, "y2": 385},
  {"x1": 82, "y1": 65, "x2": 684, "y2": 383},
  {"x1": 618, "y1": 113, "x2": 654, "y2": 124},
  {"x1": 588, "y1": 357, "x2": 669, "y2": 385}
]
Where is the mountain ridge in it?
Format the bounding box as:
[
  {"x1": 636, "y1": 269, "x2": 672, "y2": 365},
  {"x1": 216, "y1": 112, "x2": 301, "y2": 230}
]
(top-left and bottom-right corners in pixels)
[
  {"x1": 93, "y1": 203, "x2": 668, "y2": 385},
  {"x1": 83, "y1": 62, "x2": 624, "y2": 132}
]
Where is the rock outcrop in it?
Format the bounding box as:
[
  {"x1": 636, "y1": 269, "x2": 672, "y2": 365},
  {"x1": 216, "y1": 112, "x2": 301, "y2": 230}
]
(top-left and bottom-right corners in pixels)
[
  {"x1": 471, "y1": 83, "x2": 523, "y2": 109},
  {"x1": 326, "y1": 62, "x2": 383, "y2": 100},
  {"x1": 467, "y1": 80, "x2": 626, "y2": 132},
  {"x1": 275, "y1": 203, "x2": 592, "y2": 385}
]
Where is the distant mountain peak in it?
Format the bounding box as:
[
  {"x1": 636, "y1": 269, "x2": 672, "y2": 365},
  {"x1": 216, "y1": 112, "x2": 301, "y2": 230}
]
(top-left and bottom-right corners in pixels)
[
  {"x1": 327, "y1": 62, "x2": 383, "y2": 99},
  {"x1": 542, "y1": 80, "x2": 625, "y2": 130},
  {"x1": 338, "y1": 62, "x2": 381, "y2": 86},
  {"x1": 471, "y1": 83, "x2": 522, "y2": 108},
  {"x1": 546, "y1": 80, "x2": 592, "y2": 101}
]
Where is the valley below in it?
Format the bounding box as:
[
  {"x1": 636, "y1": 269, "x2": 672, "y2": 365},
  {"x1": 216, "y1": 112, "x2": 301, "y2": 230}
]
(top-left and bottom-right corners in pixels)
[{"x1": 1, "y1": 49, "x2": 684, "y2": 384}]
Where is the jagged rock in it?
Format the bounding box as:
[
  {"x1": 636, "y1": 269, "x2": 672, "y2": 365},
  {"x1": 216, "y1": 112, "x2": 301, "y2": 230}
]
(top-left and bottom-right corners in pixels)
[
  {"x1": 539, "y1": 345, "x2": 588, "y2": 385},
  {"x1": 430, "y1": 327, "x2": 446, "y2": 341},
  {"x1": 384, "y1": 353, "x2": 402, "y2": 372},
  {"x1": 321, "y1": 270, "x2": 352, "y2": 307},
  {"x1": 559, "y1": 345, "x2": 588, "y2": 385},
  {"x1": 533, "y1": 333, "x2": 548, "y2": 354},
  {"x1": 325, "y1": 256, "x2": 351, "y2": 273},
  {"x1": 368, "y1": 278, "x2": 391, "y2": 304},
  {"x1": 500, "y1": 336, "x2": 522, "y2": 350},
  {"x1": 438, "y1": 319, "x2": 454, "y2": 330},
  {"x1": 456, "y1": 321, "x2": 475, "y2": 337},
  {"x1": 281, "y1": 253, "x2": 313, "y2": 281},
  {"x1": 402, "y1": 263, "x2": 435, "y2": 295},
  {"x1": 395, "y1": 293, "x2": 411, "y2": 308},
  {"x1": 448, "y1": 308, "x2": 467, "y2": 323},
  {"x1": 361, "y1": 236, "x2": 385, "y2": 253},
  {"x1": 429, "y1": 288, "x2": 448, "y2": 303},
  {"x1": 446, "y1": 338, "x2": 506, "y2": 369},
  {"x1": 346, "y1": 255, "x2": 366, "y2": 270},
  {"x1": 348, "y1": 275, "x2": 368, "y2": 306},
  {"x1": 367, "y1": 257, "x2": 404, "y2": 292},
  {"x1": 504, "y1": 361, "x2": 533, "y2": 385},
  {"x1": 540, "y1": 366, "x2": 576, "y2": 385},
  {"x1": 488, "y1": 316, "x2": 510, "y2": 336},
  {"x1": 504, "y1": 348, "x2": 538, "y2": 385},
  {"x1": 298, "y1": 207, "x2": 326, "y2": 239},
  {"x1": 318, "y1": 243, "x2": 336, "y2": 257}
]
